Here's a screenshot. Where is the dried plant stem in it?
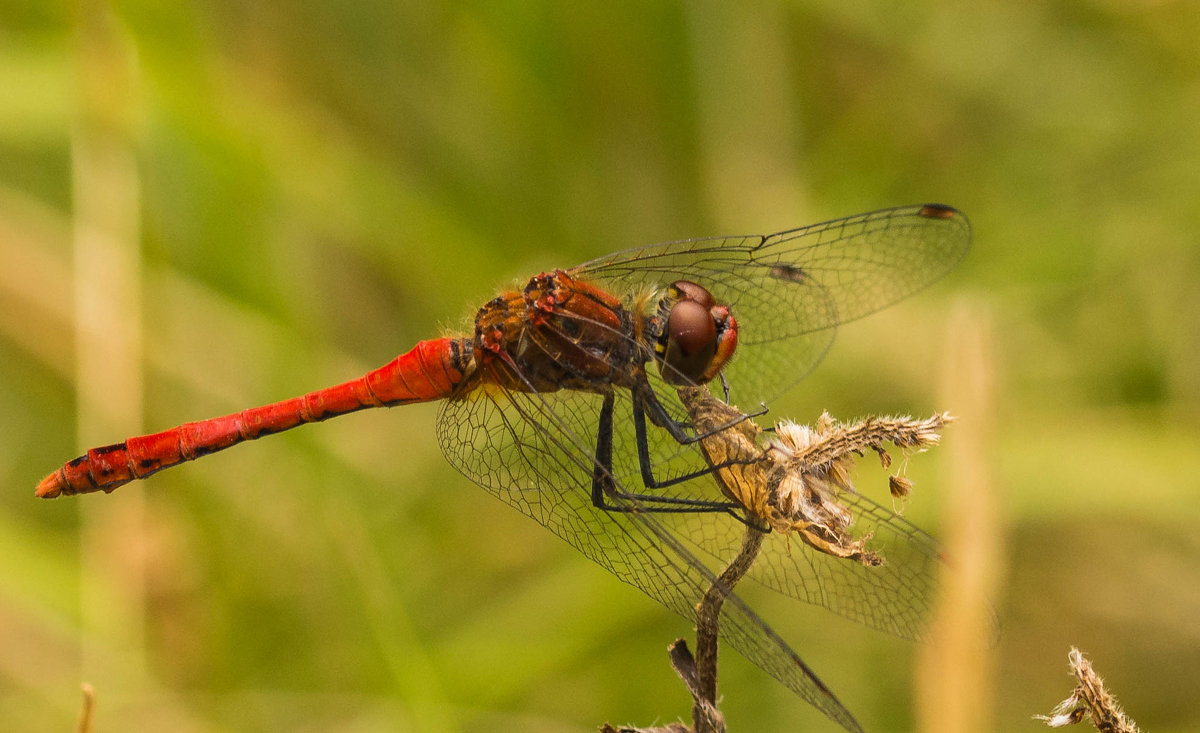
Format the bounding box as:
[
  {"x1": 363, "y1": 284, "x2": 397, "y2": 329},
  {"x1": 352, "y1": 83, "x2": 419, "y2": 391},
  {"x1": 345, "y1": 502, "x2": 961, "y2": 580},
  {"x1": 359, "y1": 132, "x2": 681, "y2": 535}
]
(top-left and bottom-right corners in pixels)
[
  {"x1": 1036, "y1": 648, "x2": 1140, "y2": 733},
  {"x1": 75, "y1": 683, "x2": 95, "y2": 733},
  {"x1": 599, "y1": 523, "x2": 765, "y2": 733},
  {"x1": 693, "y1": 523, "x2": 765, "y2": 733}
]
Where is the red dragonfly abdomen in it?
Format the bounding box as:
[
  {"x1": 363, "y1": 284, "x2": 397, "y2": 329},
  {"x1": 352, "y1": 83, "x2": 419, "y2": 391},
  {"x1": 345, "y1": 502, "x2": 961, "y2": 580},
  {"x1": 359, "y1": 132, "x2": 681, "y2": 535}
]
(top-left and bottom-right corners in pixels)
[{"x1": 36, "y1": 337, "x2": 474, "y2": 498}]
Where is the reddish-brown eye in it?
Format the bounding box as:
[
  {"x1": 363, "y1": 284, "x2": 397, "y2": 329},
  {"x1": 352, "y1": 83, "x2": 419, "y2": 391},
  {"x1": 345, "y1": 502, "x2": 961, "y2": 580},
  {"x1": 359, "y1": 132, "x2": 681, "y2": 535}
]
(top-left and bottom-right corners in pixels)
[
  {"x1": 668, "y1": 300, "x2": 717, "y2": 356},
  {"x1": 660, "y1": 299, "x2": 719, "y2": 384},
  {"x1": 672, "y1": 280, "x2": 715, "y2": 311}
]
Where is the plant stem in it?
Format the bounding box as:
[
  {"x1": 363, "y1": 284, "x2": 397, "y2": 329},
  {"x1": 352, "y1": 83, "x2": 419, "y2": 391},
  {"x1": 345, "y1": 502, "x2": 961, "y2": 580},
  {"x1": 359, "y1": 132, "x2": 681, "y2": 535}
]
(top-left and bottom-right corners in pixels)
[{"x1": 692, "y1": 522, "x2": 765, "y2": 733}]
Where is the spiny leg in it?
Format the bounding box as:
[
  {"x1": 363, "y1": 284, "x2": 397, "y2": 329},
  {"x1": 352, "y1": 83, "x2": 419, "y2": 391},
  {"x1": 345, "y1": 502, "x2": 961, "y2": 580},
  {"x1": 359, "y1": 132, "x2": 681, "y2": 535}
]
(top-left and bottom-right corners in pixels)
[
  {"x1": 632, "y1": 384, "x2": 764, "y2": 492},
  {"x1": 590, "y1": 392, "x2": 744, "y2": 516}
]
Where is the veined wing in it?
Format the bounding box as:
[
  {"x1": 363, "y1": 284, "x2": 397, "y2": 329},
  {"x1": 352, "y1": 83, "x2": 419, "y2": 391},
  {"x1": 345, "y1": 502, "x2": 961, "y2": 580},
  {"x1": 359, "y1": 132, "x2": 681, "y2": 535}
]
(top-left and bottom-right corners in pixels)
[
  {"x1": 574, "y1": 204, "x2": 970, "y2": 406},
  {"x1": 436, "y1": 379, "x2": 864, "y2": 733},
  {"x1": 656, "y1": 482, "x2": 947, "y2": 642}
]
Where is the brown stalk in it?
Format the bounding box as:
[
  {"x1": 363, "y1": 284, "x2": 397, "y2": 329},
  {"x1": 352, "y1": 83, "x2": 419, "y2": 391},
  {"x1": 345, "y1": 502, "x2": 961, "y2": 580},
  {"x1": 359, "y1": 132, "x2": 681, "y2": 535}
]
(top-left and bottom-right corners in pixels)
[
  {"x1": 75, "y1": 683, "x2": 96, "y2": 733},
  {"x1": 691, "y1": 522, "x2": 765, "y2": 733}
]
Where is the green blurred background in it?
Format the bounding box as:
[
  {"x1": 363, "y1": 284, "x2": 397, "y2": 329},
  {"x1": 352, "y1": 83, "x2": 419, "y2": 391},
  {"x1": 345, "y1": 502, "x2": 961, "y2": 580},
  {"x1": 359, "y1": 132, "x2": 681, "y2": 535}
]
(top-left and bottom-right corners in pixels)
[{"x1": 3, "y1": 1, "x2": 1199, "y2": 731}]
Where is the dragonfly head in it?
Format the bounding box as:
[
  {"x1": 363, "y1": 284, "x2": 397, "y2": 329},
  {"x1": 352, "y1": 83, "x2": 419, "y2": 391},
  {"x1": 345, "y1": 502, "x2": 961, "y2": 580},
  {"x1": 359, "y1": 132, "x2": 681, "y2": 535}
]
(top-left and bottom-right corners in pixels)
[{"x1": 655, "y1": 280, "x2": 738, "y2": 386}]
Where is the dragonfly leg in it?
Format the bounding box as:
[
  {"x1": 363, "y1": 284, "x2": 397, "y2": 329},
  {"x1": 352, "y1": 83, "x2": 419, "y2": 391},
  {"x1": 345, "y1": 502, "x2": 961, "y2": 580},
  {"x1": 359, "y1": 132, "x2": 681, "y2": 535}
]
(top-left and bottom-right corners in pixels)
[
  {"x1": 590, "y1": 392, "x2": 747, "y2": 518},
  {"x1": 633, "y1": 391, "x2": 739, "y2": 490},
  {"x1": 632, "y1": 385, "x2": 766, "y2": 491},
  {"x1": 639, "y1": 381, "x2": 768, "y2": 446}
]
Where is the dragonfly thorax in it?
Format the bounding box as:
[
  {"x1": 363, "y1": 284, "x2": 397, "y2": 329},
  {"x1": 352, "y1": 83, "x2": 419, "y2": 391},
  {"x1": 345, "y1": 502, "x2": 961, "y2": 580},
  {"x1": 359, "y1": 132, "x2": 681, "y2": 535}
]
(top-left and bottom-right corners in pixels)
[{"x1": 469, "y1": 270, "x2": 646, "y2": 394}]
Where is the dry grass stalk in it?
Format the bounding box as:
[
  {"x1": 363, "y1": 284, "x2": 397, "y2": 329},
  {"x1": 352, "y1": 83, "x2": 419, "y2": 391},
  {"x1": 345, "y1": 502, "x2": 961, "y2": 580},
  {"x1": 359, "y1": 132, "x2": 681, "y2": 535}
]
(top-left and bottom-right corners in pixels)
[
  {"x1": 666, "y1": 639, "x2": 722, "y2": 732},
  {"x1": 1036, "y1": 648, "x2": 1141, "y2": 733},
  {"x1": 600, "y1": 528, "x2": 760, "y2": 733},
  {"x1": 690, "y1": 523, "x2": 764, "y2": 733},
  {"x1": 600, "y1": 639, "x2": 724, "y2": 733},
  {"x1": 914, "y1": 299, "x2": 1001, "y2": 733},
  {"x1": 75, "y1": 683, "x2": 96, "y2": 733}
]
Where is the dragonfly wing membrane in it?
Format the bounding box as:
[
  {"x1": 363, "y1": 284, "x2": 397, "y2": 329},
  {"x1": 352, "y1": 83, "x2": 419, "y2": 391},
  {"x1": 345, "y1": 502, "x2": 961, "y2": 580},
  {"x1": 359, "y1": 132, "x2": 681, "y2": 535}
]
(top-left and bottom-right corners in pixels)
[
  {"x1": 576, "y1": 205, "x2": 970, "y2": 405},
  {"x1": 746, "y1": 491, "x2": 945, "y2": 641},
  {"x1": 435, "y1": 384, "x2": 863, "y2": 732}
]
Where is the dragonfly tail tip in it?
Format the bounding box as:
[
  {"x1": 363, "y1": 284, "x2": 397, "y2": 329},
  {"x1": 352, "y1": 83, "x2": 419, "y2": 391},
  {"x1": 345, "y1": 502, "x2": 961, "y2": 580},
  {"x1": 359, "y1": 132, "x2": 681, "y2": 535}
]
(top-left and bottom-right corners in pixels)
[{"x1": 34, "y1": 472, "x2": 64, "y2": 499}]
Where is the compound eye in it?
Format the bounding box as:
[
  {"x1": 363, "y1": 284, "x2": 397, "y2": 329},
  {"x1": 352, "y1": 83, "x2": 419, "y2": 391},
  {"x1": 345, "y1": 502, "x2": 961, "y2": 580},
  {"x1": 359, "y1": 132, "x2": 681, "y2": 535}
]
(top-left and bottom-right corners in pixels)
[
  {"x1": 671, "y1": 280, "x2": 715, "y2": 311},
  {"x1": 668, "y1": 300, "x2": 716, "y2": 355},
  {"x1": 661, "y1": 299, "x2": 718, "y2": 384}
]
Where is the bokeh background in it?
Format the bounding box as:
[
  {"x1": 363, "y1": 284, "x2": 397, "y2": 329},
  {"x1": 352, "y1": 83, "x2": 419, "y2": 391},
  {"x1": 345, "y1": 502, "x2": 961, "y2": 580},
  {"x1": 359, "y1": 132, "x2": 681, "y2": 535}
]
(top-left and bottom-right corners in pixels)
[{"x1": 3, "y1": 1, "x2": 1199, "y2": 731}]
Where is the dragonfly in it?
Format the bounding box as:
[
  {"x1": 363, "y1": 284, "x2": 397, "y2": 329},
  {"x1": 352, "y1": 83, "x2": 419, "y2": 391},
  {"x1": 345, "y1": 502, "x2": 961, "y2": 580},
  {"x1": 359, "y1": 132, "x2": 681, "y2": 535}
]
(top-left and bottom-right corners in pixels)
[{"x1": 37, "y1": 204, "x2": 970, "y2": 732}]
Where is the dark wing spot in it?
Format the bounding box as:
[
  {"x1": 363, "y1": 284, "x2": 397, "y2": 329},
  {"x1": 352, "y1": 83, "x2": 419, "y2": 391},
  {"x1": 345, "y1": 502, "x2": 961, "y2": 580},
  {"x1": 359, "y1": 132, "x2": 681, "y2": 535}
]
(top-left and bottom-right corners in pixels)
[
  {"x1": 918, "y1": 204, "x2": 958, "y2": 219},
  {"x1": 769, "y1": 264, "x2": 807, "y2": 283}
]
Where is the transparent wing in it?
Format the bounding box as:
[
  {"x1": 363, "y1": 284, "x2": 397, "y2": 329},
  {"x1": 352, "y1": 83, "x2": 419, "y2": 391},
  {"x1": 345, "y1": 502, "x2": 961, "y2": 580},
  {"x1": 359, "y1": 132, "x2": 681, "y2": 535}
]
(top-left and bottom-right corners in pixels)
[
  {"x1": 639, "y1": 460, "x2": 944, "y2": 642},
  {"x1": 435, "y1": 380, "x2": 863, "y2": 733},
  {"x1": 574, "y1": 204, "x2": 971, "y2": 406},
  {"x1": 748, "y1": 492, "x2": 943, "y2": 641}
]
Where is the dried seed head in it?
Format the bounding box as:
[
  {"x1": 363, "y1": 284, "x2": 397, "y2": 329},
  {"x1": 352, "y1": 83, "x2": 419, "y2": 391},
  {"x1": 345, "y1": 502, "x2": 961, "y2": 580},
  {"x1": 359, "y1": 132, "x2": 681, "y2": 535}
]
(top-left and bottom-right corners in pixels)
[
  {"x1": 889, "y1": 474, "x2": 913, "y2": 499},
  {"x1": 1035, "y1": 648, "x2": 1141, "y2": 732},
  {"x1": 874, "y1": 444, "x2": 893, "y2": 469},
  {"x1": 825, "y1": 456, "x2": 854, "y2": 493},
  {"x1": 774, "y1": 471, "x2": 805, "y2": 516},
  {"x1": 770, "y1": 420, "x2": 817, "y2": 456},
  {"x1": 679, "y1": 383, "x2": 951, "y2": 567}
]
